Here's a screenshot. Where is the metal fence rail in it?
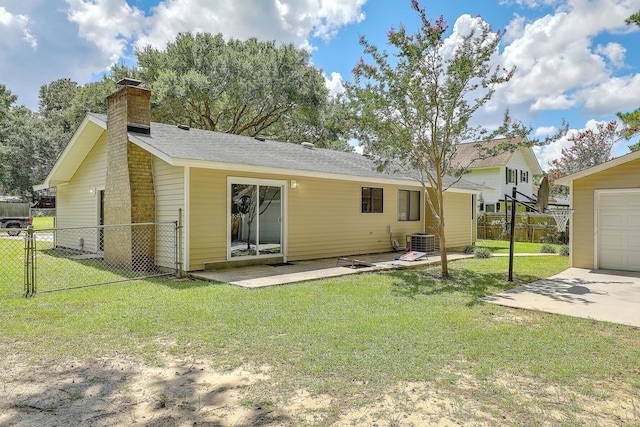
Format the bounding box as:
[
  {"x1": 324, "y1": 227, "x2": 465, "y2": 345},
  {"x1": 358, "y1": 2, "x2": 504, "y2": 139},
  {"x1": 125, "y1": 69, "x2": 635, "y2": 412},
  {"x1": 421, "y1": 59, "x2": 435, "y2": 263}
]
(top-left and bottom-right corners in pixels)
[{"x1": 1, "y1": 222, "x2": 179, "y2": 296}]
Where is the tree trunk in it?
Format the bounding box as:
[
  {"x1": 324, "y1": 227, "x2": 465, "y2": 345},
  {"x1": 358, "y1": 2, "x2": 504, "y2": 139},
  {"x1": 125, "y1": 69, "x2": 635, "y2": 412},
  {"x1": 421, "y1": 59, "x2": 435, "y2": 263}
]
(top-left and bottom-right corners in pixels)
[{"x1": 437, "y1": 190, "x2": 449, "y2": 278}]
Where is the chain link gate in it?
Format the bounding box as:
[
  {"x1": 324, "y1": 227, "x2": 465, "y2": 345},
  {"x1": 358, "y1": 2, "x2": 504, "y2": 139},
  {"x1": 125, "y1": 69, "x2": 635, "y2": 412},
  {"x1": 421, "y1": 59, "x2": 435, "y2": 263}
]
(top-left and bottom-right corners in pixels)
[
  {"x1": 1, "y1": 221, "x2": 181, "y2": 297},
  {"x1": 24, "y1": 228, "x2": 36, "y2": 296}
]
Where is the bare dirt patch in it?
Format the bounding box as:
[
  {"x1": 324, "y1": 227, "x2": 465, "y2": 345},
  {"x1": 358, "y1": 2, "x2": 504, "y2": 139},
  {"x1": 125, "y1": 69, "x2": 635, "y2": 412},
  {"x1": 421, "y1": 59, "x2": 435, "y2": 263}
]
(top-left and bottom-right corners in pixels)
[
  {"x1": 0, "y1": 356, "x2": 280, "y2": 426},
  {"x1": 1, "y1": 354, "x2": 638, "y2": 426}
]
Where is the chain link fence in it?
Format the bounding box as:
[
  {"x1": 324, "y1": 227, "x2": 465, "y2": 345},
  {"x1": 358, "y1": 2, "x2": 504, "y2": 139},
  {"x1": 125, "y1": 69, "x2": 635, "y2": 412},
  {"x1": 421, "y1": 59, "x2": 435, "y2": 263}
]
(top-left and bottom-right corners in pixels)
[{"x1": 1, "y1": 222, "x2": 180, "y2": 296}]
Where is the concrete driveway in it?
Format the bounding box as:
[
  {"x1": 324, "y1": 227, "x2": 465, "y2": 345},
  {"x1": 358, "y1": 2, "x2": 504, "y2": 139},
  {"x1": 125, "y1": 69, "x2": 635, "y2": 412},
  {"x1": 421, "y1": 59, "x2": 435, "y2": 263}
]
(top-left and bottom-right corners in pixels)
[{"x1": 485, "y1": 268, "x2": 640, "y2": 328}]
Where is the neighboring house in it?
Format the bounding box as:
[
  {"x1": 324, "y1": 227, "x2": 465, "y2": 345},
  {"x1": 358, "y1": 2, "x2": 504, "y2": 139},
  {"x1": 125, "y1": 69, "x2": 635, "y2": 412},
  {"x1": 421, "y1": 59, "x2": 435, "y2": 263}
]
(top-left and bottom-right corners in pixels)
[
  {"x1": 452, "y1": 138, "x2": 543, "y2": 213},
  {"x1": 36, "y1": 80, "x2": 483, "y2": 272},
  {"x1": 555, "y1": 150, "x2": 640, "y2": 272}
]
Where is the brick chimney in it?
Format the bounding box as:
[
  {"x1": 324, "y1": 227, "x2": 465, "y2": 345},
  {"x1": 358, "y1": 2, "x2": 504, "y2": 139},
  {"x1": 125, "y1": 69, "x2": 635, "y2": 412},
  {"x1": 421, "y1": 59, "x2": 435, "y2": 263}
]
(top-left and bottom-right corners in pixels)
[{"x1": 104, "y1": 78, "x2": 156, "y2": 270}]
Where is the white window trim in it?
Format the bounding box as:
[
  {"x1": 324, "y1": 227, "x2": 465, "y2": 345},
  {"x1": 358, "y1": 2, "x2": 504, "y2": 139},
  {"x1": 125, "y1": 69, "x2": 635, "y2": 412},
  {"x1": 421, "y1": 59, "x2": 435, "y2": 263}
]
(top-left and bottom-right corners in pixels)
[
  {"x1": 227, "y1": 176, "x2": 288, "y2": 261},
  {"x1": 361, "y1": 186, "x2": 384, "y2": 214},
  {"x1": 398, "y1": 188, "x2": 421, "y2": 221}
]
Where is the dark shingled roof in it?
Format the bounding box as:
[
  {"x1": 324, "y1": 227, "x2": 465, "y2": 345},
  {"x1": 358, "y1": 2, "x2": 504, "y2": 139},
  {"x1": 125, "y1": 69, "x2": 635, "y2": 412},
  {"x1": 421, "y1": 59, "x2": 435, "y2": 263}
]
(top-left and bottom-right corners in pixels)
[
  {"x1": 91, "y1": 113, "x2": 484, "y2": 192},
  {"x1": 452, "y1": 137, "x2": 524, "y2": 169}
]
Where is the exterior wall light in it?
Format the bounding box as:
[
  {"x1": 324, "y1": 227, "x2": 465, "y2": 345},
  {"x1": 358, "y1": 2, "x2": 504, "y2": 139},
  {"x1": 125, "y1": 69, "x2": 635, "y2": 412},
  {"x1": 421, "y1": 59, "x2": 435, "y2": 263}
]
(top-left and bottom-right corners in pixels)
[{"x1": 290, "y1": 180, "x2": 297, "y2": 189}]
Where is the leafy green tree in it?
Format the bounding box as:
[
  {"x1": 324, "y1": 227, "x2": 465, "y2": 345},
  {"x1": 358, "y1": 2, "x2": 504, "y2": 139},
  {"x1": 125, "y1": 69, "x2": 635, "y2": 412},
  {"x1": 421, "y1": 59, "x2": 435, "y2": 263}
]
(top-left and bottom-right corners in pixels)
[
  {"x1": 136, "y1": 33, "x2": 330, "y2": 140},
  {"x1": 0, "y1": 85, "x2": 49, "y2": 198},
  {"x1": 38, "y1": 78, "x2": 81, "y2": 175},
  {"x1": 344, "y1": 2, "x2": 529, "y2": 277},
  {"x1": 267, "y1": 94, "x2": 352, "y2": 150},
  {"x1": 547, "y1": 120, "x2": 629, "y2": 196},
  {"x1": 39, "y1": 78, "x2": 78, "y2": 133},
  {"x1": 0, "y1": 84, "x2": 18, "y2": 144},
  {"x1": 616, "y1": 108, "x2": 640, "y2": 152},
  {"x1": 626, "y1": 10, "x2": 640, "y2": 26},
  {"x1": 67, "y1": 64, "x2": 136, "y2": 128},
  {"x1": 616, "y1": 11, "x2": 640, "y2": 151},
  {"x1": 550, "y1": 121, "x2": 628, "y2": 173}
]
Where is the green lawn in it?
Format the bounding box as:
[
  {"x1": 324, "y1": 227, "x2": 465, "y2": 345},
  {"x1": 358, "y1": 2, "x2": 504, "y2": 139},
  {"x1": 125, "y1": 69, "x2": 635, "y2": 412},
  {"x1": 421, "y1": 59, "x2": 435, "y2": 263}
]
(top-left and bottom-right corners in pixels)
[
  {"x1": 0, "y1": 255, "x2": 638, "y2": 425},
  {"x1": 0, "y1": 235, "x2": 138, "y2": 295},
  {"x1": 31, "y1": 216, "x2": 55, "y2": 229},
  {"x1": 475, "y1": 238, "x2": 565, "y2": 254}
]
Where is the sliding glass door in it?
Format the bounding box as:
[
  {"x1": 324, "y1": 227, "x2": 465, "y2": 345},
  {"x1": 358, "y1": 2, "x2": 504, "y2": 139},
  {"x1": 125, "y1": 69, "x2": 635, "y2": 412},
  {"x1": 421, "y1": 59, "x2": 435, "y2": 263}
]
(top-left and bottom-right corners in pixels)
[{"x1": 229, "y1": 179, "x2": 284, "y2": 259}]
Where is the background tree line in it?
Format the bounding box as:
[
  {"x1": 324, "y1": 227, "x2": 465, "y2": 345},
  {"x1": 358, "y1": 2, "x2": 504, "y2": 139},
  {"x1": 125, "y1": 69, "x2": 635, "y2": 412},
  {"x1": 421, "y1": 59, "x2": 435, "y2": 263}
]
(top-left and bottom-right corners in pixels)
[{"x1": 0, "y1": 34, "x2": 351, "y2": 200}]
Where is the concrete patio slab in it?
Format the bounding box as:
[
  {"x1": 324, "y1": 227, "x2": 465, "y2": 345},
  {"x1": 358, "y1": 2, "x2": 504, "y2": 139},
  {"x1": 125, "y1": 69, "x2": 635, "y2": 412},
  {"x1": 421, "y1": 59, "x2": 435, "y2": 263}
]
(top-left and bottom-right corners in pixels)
[
  {"x1": 485, "y1": 268, "x2": 640, "y2": 328},
  {"x1": 190, "y1": 252, "x2": 471, "y2": 288}
]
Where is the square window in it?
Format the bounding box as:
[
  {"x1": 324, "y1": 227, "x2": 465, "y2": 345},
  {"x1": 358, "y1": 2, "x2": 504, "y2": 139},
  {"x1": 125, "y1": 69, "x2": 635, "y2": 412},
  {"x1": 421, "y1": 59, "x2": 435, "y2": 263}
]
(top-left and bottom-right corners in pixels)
[
  {"x1": 362, "y1": 187, "x2": 383, "y2": 213},
  {"x1": 398, "y1": 189, "x2": 420, "y2": 221}
]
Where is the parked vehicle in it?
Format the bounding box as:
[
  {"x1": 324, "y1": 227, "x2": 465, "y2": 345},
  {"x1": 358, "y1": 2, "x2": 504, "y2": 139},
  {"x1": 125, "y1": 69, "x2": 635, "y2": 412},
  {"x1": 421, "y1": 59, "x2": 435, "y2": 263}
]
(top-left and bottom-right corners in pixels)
[
  {"x1": 33, "y1": 196, "x2": 55, "y2": 209},
  {"x1": 0, "y1": 216, "x2": 33, "y2": 236},
  {"x1": 0, "y1": 197, "x2": 33, "y2": 236}
]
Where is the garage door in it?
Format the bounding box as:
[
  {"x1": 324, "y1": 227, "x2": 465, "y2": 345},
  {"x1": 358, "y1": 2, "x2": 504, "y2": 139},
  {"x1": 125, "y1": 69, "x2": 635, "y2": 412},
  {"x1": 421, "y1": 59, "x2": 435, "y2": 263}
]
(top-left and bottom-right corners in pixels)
[{"x1": 597, "y1": 191, "x2": 640, "y2": 272}]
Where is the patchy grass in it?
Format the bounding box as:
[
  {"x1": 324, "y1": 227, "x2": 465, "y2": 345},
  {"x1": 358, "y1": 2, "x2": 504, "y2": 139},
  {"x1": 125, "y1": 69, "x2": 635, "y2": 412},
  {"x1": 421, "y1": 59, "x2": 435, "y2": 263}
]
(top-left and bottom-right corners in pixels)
[{"x1": 0, "y1": 255, "x2": 638, "y2": 426}]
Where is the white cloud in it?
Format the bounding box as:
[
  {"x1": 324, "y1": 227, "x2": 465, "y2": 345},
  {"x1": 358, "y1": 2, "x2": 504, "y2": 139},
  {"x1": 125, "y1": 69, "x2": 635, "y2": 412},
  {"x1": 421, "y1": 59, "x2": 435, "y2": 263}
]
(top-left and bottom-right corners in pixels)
[
  {"x1": 535, "y1": 125, "x2": 559, "y2": 137},
  {"x1": 500, "y1": 0, "x2": 561, "y2": 7},
  {"x1": 531, "y1": 94, "x2": 575, "y2": 111},
  {"x1": 311, "y1": 0, "x2": 367, "y2": 40},
  {"x1": 441, "y1": 14, "x2": 496, "y2": 60},
  {"x1": 502, "y1": 14, "x2": 607, "y2": 104},
  {"x1": 324, "y1": 72, "x2": 345, "y2": 97},
  {"x1": 137, "y1": 0, "x2": 367, "y2": 51},
  {"x1": 535, "y1": 130, "x2": 571, "y2": 170},
  {"x1": 503, "y1": 13, "x2": 526, "y2": 43},
  {"x1": 576, "y1": 74, "x2": 640, "y2": 115},
  {"x1": 595, "y1": 42, "x2": 626, "y2": 68},
  {"x1": 66, "y1": 0, "x2": 145, "y2": 64},
  {"x1": 0, "y1": 6, "x2": 37, "y2": 49},
  {"x1": 500, "y1": 0, "x2": 640, "y2": 115}
]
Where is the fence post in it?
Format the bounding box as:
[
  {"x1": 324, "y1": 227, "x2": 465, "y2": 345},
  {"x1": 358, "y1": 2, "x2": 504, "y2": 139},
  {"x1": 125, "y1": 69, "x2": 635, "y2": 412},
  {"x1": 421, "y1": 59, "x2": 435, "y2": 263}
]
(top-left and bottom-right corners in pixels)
[
  {"x1": 176, "y1": 208, "x2": 184, "y2": 278},
  {"x1": 24, "y1": 227, "x2": 36, "y2": 296}
]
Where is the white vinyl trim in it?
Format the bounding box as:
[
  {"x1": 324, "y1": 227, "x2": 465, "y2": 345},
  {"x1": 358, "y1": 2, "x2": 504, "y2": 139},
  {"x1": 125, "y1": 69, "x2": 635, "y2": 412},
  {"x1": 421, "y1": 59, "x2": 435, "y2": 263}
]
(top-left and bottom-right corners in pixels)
[
  {"x1": 183, "y1": 166, "x2": 190, "y2": 272},
  {"x1": 226, "y1": 176, "x2": 288, "y2": 262}
]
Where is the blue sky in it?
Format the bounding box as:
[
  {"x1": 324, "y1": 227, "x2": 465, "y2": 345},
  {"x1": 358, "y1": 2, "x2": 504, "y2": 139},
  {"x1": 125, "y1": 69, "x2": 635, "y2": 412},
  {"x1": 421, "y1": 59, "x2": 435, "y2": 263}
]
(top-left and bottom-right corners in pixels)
[{"x1": 1, "y1": 0, "x2": 640, "y2": 169}]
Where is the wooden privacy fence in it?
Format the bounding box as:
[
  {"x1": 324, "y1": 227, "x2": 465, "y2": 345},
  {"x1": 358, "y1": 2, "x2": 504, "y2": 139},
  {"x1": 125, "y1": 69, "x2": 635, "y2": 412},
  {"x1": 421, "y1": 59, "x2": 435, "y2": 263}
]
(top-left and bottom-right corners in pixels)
[
  {"x1": 477, "y1": 212, "x2": 569, "y2": 243},
  {"x1": 0, "y1": 202, "x2": 30, "y2": 217}
]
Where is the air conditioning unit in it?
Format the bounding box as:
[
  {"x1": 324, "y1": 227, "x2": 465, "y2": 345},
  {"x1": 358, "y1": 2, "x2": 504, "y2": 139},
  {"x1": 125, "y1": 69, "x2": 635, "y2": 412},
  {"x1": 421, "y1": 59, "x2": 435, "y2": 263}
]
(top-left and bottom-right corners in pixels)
[{"x1": 410, "y1": 233, "x2": 435, "y2": 253}]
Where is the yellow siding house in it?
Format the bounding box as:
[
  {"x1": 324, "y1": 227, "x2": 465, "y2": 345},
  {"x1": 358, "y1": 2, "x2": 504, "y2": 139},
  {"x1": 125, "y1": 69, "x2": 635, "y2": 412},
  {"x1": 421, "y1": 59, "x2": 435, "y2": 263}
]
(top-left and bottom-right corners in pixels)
[{"x1": 36, "y1": 80, "x2": 483, "y2": 272}]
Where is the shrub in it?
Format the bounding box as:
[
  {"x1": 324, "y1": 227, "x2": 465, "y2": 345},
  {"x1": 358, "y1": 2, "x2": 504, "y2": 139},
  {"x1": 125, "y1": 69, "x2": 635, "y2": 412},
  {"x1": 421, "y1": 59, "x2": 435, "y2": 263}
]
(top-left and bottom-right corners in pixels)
[
  {"x1": 540, "y1": 244, "x2": 556, "y2": 254},
  {"x1": 463, "y1": 245, "x2": 475, "y2": 254},
  {"x1": 473, "y1": 247, "x2": 492, "y2": 258},
  {"x1": 558, "y1": 245, "x2": 570, "y2": 256}
]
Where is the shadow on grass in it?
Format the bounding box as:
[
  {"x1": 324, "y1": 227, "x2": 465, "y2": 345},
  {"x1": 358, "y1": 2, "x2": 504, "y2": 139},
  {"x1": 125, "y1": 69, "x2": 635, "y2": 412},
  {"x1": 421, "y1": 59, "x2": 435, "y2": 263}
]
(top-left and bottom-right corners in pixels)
[
  {"x1": 389, "y1": 267, "x2": 540, "y2": 306},
  {"x1": 1, "y1": 358, "x2": 288, "y2": 426},
  {"x1": 144, "y1": 276, "x2": 216, "y2": 290},
  {"x1": 474, "y1": 244, "x2": 508, "y2": 254}
]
